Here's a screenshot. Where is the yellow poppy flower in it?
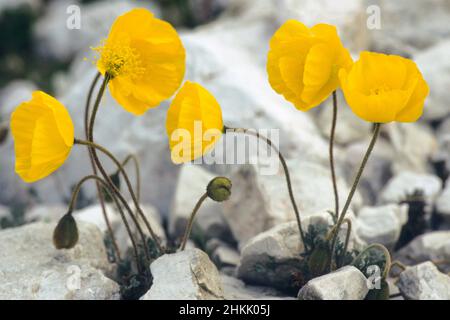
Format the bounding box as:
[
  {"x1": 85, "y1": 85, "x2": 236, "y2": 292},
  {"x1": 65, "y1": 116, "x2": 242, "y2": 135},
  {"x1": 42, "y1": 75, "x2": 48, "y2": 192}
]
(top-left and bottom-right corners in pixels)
[
  {"x1": 339, "y1": 51, "x2": 429, "y2": 123},
  {"x1": 267, "y1": 20, "x2": 353, "y2": 111},
  {"x1": 10, "y1": 91, "x2": 74, "y2": 183},
  {"x1": 166, "y1": 81, "x2": 223, "y2": 163},
  {"x1": 94, "y1": 8, "x2": 186, "y2": 115}
]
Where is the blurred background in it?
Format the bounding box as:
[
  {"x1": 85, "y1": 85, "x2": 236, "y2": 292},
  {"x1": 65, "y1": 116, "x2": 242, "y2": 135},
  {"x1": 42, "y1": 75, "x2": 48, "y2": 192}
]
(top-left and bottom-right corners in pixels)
[{"x1": 0, "y1": 0, "x2": 449, "y2": 249}]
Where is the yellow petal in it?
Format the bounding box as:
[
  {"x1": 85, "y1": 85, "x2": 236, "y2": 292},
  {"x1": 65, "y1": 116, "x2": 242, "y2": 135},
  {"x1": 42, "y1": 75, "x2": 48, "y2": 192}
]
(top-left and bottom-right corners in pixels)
[
  {"x1": 108, "y1": 8, "x2": 155, "y2": 42},
  {"x1": 96, "y1": 8, "x2": 185, "y2": 114},
  {"x1": 267, "y1": 20, "x2": 352, "y2": 111},
  {"x1": 267, "y1": 20, "x2": 314, "y2": 110},
  {"x1": 10, "y1": 91, "x2": 74, "y2": 183},
  {"x1": 340, "y1": 52, "x2": 429, "y2": 123},
  {"x1": 277, "y1": 55, "x2": 307, "y2": 108},
  {"x1": 358, "y1": 52, "x2": 407, "y2": 93},
  {"x1": 396, "y1": 72, "x2": 429, "y2": 122},
  {"x1": 301, "y1": 43, "x2": 334, "y2": 104},
  {"x1": 166, "y1": 82, "x2": 223, "y2": 163},
  {"x1": 34, "y1": 91, "x2": 74, "y2": 147},
  {"x1": 270, "y1": 20, "x2": 310, "y2": 46},
  {"x1": 109, "y1": 78, "x2": 149, "y2": 115},
  {"x1": 310, "y1": 23, "x2": 339, "y2": 44}
]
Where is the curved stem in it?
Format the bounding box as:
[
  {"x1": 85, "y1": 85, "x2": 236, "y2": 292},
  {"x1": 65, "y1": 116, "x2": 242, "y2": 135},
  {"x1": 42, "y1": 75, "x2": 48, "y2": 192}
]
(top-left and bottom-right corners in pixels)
[
  {"x1": 338, "y1": 218, "x2": 352, "y2": 268},
  {"x1": 352, "y1": 243, "x2": 391, "y2": 279},
  {"x1": 83, "y1": 72, "x2": 119, "y2": 262},
  {"x1": 390, "y1": 260, "x2": 407, "y2": 275},
  {"x1": 326, "y1": 210, "x2": 337, "y2": 223},
  {"x1": 224, "y1": 126, "x2": 307, "y2": 250},
  {"x1": 341, "y1": 219, "x2": 351, "y2": 259},
  {"x1": 67, "y1": 175, "x2": 144, "y2": 272},
  {"x1": 179, "y1": 193, "x2": 208, "y2": 251},
  {"x1": 330, "y1": 91, "x2": 339, "y2": 219},
  {"x1": 120, "y1": 154, "x2": 141, "y2": 204},
  {"x1": 326, "y1": 217, "x2": 352, "y2": 269},
  {"x1": 330, "y1": 123, "x2": 381, "y2": 270},
  {"x1": 75, "y1": 138, "x2": 162, "y2": 255},
  {"x1": 85, "y1": 72, "x2": 101, "y2": 138},
  {"x1": 86, "y1": 73, "x2": 162, "y2": 255}
]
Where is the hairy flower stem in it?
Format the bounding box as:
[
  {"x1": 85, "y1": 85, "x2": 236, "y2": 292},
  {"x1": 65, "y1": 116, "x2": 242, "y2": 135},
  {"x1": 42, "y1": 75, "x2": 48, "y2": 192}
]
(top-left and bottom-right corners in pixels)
[
  {"x1": 352, "y1": 243, "x2": 392, "y2": 279},
  {"x1": 119, "y1": 154, "x2": 141, "y2": 204},
  {"x1": 86, "y1": 74, "x2": 163, "y2": 254},
  {"x1": 83, "y1": 71, "x2": 121, "y2": 261},
  {"x1": 341, "y1": 219, "x2": 352, "y2": 266},
  {"x1": 179, "y1": 193, "x2": 208, "y2": 251},
  {"x1": 390, "y1": 260, "x2": 407, "y2": 277},
  {"x1": 67, "y1": 175, "x2": 144, "y2": 273},
  {"x1": 74, "y1": 139, "x2": 156, "y2": 261},
  {"x1": 329, "y1": 123, "x2": 381, "y2": 270},
  {"x1": 224, "y1": 126, "x2": 307, "y2": 250},
  {"x1": 330, "y1": 91, "x2": 339, "y2": 220}
]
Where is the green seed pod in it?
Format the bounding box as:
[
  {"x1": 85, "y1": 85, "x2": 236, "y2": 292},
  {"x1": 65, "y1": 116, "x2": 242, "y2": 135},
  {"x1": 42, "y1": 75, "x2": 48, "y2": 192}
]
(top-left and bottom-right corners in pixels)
[
  {"x1": 308, "y1": 244, "x2": 331, "y2": 277},
  {"x1": 206, "y1": 177, "x2": 232, "y2": 202},
  {"x1": 365, "y1": 278, "x2": 390, "y2": 300},
  {"x1": 53, "y1": 213, "x2": 79, "y2": 249},
  {"x1": 0, "y1": 124, "x2": 8, "y2": 145}
]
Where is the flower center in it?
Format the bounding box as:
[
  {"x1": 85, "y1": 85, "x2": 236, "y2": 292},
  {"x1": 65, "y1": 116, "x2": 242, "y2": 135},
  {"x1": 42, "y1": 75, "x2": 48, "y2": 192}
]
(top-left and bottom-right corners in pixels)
[
  {"x1": 93, "y1": 37, "x2": 144, "y2": 79},
  {"x1": 370, "y1": 84, "x2": 390, "y2": 96}
]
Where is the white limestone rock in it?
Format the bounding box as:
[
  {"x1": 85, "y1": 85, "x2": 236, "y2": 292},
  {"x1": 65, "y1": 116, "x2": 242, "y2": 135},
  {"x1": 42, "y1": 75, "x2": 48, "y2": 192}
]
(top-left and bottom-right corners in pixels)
[
  {"x1": 367, "y1": 0, "x2": 450, "y2": 55},
  {"x1": 342, "y1": 124, "x2": 437, "y2": 201},
  {"x1": 355, "y1": 204, "x2": 408, "y2": 249},
  {"x1": 74, "y1": 202, "x2": 166, "y2": 254},
  {"x1": 0, "y1": 221, "x2": 119, "y2": 299},
  {"x1": 25, "y1": 204, "x2": 67, "y2": 223},
  {"x1": 415, "y1": 39, "x2": 450, "y2": 121},
  {"x1": 225, "y1": 0, "x2": 368, "y2": 55},
  {"x1": 223, "y1": 160, "x2": 362, "y2": 245},
  {"x1": 237, "y1": 212, "x2": 333, "y2": 291},
  {"x1": 33, "y1": 0, "x2": 161, "y2": 62},
  {"x1": 0, "y1": 80, "x2": 37, "y2": 117},
  {"x1": 236, "y1": 209, "x2": 364, "y2": 291},
  {"x1": 298, "y1": 266, "x2": 369, "y2": 300},
  {"x1": 379, "y1": 172, "x2": 442, "y2": 209},
  {"x1": 276, "y1": 0, "x2": 368, "y2": 52},
  {"x1": 141, "y1": 248, "x2": 224, "y2": 300},
  {"x1": 343, "y1": 138, "x2": 394, "y2": 205},
  {"x1": 169, "y1": 164, "x2": 230, "y2": 243},
  {"x1": 385, "y1": 123, "x2": 438, "y2": 174},
  {"x1": 397, "y1": 262, "x2": 450, "y2": 300},
  {"x1": 395, "y1": 231, "x2": 450, "y2": 273}
]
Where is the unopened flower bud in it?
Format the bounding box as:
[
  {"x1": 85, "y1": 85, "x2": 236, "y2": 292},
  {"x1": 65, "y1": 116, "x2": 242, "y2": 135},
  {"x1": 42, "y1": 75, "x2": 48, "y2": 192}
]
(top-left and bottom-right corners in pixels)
[
  {"x1": 206, "y1": 177, "x2": 232, "y2": 202},
  {"x1": 308, "y1": 244, "x2": 331, "y2": 277},
  {"x1": 53, "y1": 213, "x2": 79, "y2": 249}
]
